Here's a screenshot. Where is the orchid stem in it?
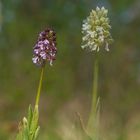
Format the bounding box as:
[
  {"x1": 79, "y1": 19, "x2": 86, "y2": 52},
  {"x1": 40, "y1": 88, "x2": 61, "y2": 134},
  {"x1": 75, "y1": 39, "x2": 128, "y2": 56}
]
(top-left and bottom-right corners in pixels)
[
  {"x1": 87, "y1": 54, "x2": 99, "y2": 131},
  {"x1": 35, "y1": 67, "x2": 45, "y2": 106}
]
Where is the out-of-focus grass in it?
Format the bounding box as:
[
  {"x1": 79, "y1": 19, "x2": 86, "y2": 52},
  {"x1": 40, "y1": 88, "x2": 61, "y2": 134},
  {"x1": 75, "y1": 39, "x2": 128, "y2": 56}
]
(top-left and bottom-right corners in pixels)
[{"x1": 0, "y1": 0, "x2": 140, "y2": 140}]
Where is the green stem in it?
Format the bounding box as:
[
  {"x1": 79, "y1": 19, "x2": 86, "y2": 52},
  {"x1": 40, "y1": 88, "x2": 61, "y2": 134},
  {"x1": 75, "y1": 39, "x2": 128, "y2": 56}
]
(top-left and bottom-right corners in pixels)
[
  {"x1": 92, "y1": 55, "x2": 98, "y2": 115},
  {"x1": 35, "y1": 67, "x2": 45, "y2": 106},
  {"x1": 87, "y1": 54, "x2": 99, "y2": 131}
]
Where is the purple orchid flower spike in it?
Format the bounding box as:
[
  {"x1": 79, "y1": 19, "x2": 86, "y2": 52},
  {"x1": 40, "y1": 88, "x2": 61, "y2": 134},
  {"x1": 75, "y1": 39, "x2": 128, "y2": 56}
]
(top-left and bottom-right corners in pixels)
[{"x1": 32, "y1": 28, "x2": 57, "y2": 67}]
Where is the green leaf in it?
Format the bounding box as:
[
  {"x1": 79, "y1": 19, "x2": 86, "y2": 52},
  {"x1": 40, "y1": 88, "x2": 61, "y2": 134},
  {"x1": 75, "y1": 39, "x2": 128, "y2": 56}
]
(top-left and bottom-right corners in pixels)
[
  {"x1": 30, "y1": 105, "x2": 39, "y2": 139},
  {"x1": 34, "y1": 126, "x2": 40, "y2": 140},
  {"x1": 16, "y1": 131, "x2": 22, "y2": 140},
  {"x1": 15, "y1": 105, "x2": 40, "y2": 140},
  {"x1": 27, "y1": 105, "x2": 33, "y2": 130},
  {"x1": 23, "y1": 125, "x2": 29, "y2": 140}
]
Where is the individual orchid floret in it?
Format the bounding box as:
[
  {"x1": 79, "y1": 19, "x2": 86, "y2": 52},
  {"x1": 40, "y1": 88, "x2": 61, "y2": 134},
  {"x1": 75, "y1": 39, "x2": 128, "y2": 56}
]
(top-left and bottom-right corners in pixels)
[
  {"x1": 32, "y1": 28, "x2": 57, "y2": 67},
  {"x1": 81, "y1": 7, "x2": 113, "y2": 52}
]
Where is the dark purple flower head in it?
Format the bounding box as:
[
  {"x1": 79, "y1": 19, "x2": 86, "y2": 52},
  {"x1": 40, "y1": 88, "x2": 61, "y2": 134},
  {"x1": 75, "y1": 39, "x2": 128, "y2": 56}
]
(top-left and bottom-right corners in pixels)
[{"x1": 32, "y1": 28, "x2": 57, "y2": 67}]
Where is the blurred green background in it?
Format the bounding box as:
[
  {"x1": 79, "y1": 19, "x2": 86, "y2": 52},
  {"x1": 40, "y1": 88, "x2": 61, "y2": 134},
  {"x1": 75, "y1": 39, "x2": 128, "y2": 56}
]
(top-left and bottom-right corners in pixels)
[{"x1": 0, "y1": 0, "x2": 140, "y2": 140}]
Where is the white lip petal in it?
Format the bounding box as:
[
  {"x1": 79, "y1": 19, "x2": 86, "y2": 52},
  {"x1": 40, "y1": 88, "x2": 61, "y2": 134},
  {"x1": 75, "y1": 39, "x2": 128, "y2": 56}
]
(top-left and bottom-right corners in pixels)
[
  {"x1": 32, "y1": 57, "x2": 39, "y2": 64},
  {"x1": 105, "y1": 43, "x2": 109, "y2": 51}
]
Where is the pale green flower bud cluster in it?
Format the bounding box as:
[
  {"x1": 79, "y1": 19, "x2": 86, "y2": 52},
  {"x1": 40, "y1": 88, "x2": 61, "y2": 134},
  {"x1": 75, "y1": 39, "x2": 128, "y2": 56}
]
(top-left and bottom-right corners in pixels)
[{"x1": 81, "y1": 7, "x2": 113, "y2": 52}]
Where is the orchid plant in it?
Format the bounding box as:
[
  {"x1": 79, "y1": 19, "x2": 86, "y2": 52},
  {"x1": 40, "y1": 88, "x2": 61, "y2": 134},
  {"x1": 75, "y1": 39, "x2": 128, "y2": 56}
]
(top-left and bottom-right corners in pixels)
[
  {"x1": 81, "y1": 6, "x2": 113, "y2": 140},
  {"x1": 16, "y1": 28, "x2": 57, "y2": 140}
]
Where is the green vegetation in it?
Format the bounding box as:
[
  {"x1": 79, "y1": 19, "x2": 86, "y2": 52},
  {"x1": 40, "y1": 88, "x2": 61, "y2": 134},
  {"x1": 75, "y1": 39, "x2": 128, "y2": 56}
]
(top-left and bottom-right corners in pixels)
[{"x1": 0, "y1": 0, "x2": 140, "y2": 140}]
